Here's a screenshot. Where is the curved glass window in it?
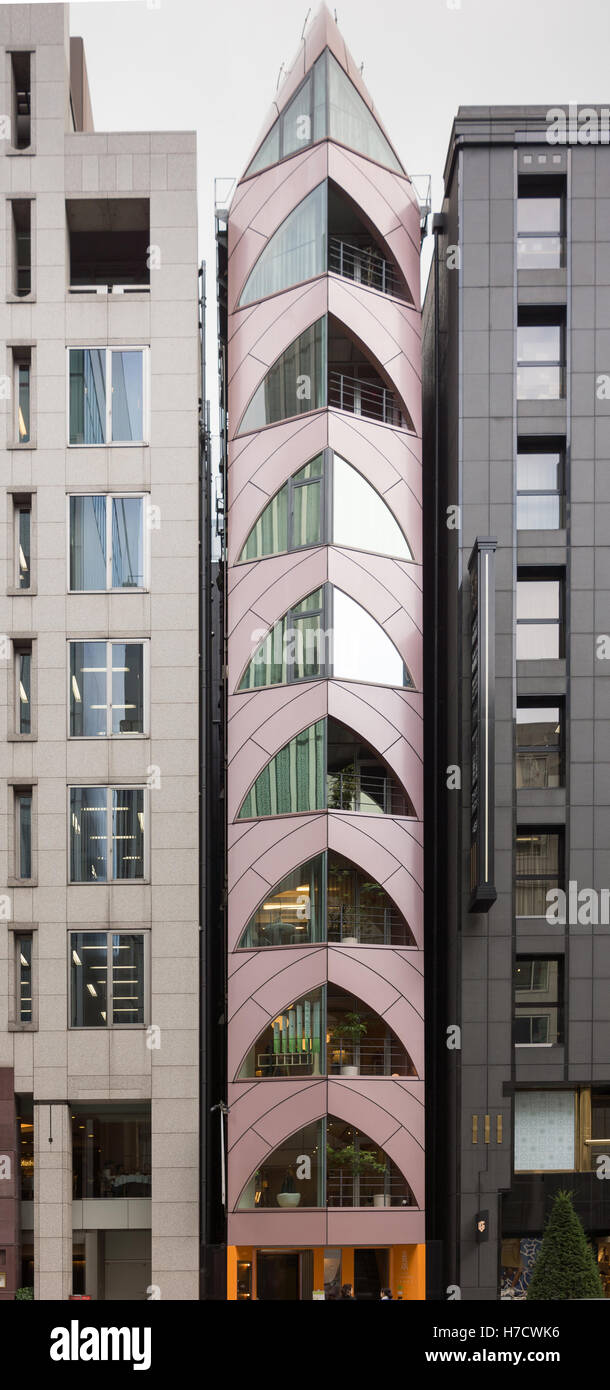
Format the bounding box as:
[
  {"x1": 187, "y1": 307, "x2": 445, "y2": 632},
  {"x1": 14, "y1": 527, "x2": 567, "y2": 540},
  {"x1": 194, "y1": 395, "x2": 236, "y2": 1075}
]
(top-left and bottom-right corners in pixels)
[
  {"x1": 238, "y1": 987, "x2": 325, "y2": 1078},
  {"x1": 243, "y1": 50, "x2": 404, "y2": 180},
  {"x1": 237, "y1": 584, "x2": 412, "y2": 691},
  {"x1": 238, "y1": 719, "x2": 325, "y2": 819},
  {"x1": 328, "y1": 852, "x2": 416, "y2": 947},
  {"x1": 236, "y1": 1116, "x2": 414, "y2": 1210},
  {"x1": 237, "y1": 451, "x2": 411, "y2": 563},
  {"x1": 237, "y1": 319, "x2": 326, "y2": 435},
  {"x1": 333, "y1": 455, "x2": 412, "y2": 559},
  {"x1": 239, "y1": 854, "x2": 324, "y2": 948},
  {"x1": 240, "y1": 185, "x2": 327, "y2": 307}
]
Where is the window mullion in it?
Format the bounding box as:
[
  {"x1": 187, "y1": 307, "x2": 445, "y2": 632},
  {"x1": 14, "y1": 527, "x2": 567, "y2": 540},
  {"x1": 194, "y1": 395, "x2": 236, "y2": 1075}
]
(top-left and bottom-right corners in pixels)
[
  {"x1": 107, "y1": 641, "x2": 112, "y2": 736},
  {"x1": 106, "y1": 348, "x2": 112, "y2": 443},
  {"x1": 106, "y1": 496, "x2": 112, "y2": 590}
]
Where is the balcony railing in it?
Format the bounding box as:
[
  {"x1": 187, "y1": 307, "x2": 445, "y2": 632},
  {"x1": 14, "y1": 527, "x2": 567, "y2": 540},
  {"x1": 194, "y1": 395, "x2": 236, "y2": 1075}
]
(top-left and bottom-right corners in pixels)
[
  {"x1": 328, "y1": 235, "x2": 405, "y2": 300},
  {"x1": 326, "y1": 1170, "x2": 414, "y2": 1208},
  {"x1": 69, "y1": 284, "x2": 150, "y2": 295},
  {"x1": 327, "y1": 770, "x2": 410, "y2": 816},
  {"x1": 327, "y1": 1037, "x2": 415, "y2": 1077},
  {"x1": 328, "y1": 369, "x2": 405, "y2": 427},
  {"x1": 327, "y1": 903, "x2": 413, "y2": 947}
]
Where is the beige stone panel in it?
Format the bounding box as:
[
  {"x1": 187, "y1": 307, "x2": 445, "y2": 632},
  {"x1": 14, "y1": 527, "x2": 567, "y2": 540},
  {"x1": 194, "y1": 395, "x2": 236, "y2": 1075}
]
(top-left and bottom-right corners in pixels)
[
  {"x1": 147, "y1": 1030, "x2": 197, "y2": 1069},
  {"x1": 151, "y1": 1236, "x2": 198, "y2": 1271},
  {"x1": 108, "y1": 1029, "x2": 150, "y2": 1075},
  {"x1": 150, "y1": 886, "x2": 198, "y2": 922},
  {"x1": 152, "y1": 1131, "x2": 198, "y2": 1167},
  {"x1": 151, "y1": 1065, "x2": 197, "y2": 1100},
  {"x1": 151, "y1": 1166, "x2": 198, "y2": 1202},
  {"x1": 151, "y1": 1202, "x2": 198, "y2": 1237},
  {"x1": 67, "y1": 1032, "x2": 111, "y2": 1075},
  {"x1": 152, "y1": 1269, "x2": 198, "y2": 1300}
]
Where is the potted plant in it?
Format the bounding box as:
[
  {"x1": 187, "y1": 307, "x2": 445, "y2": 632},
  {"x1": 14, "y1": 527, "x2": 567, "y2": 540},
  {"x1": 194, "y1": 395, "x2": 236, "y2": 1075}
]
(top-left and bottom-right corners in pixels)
[
  {"x1": 276, "y1": 1170, "x2": 301, "y2": 1209},
  {"x1": 327, "y1": 1142, "x2": 388, "y2": 1206},
  {"x1": 328, "y1": 1012, "x2": 368, "y2": 1076}
]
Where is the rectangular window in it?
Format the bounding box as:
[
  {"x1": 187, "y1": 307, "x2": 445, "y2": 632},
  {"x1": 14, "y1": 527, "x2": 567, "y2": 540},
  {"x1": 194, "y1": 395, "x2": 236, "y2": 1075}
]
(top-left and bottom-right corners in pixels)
[
  {"x1": 516, "y1": 700, "x2": 563, "y2": 789},
  {"x1": 514, "y1": 1090, "x2": 575, "y2": 1171},
  {"x1": 70, "y1": 931, "x2": 146, "y2": 1028},
  {"x1": 515, "y1": 828, "x2": 561, "y2": 917},
  {"x1": 15, "y1": 789, "x2": 33, "y2": 881},
  {"x1": 69, "y1": 494, "x2": 146, "y2": 590},
  {"x1": 16, "y1": 934, "x2": 32, "y2": 1024},
  {"x1": 517, "y1": 311, "x2": 564, "y2": 399},
  {"x1": 72, "y1": 1106, "x2": 151, "y2": 1198},
  {"x1": 514, "y1": 957, "x2": 563, "y2": 1045},
  {"x1": 69, "y1": 640, "x2": 145, "y2": 736},
  {"x1": 67, "y1": 197, "x2": 150, "y2": 291},
  {"x1": 12, "y1": 348, "x2": 32, "y2": 444},
  {"x1": 68, "y1": 347, "x2": 147, "y2": 444},
  {"x1": 10, "y1": 53, "x2": 31, "y2": 150},
  {"x1": 11, "y1": 200, "x2": 32, "y2": 297},
  {"x1": 517, "y1": 441, "x2": 564, "y2": 530},
  {"x1": 69, "y1": 787, "x2": 146, "y2": 883},
  {"x1": 17, "y1": 500, "x2": 31, "y2": 589},
  {"x1": 14, "y1": 642, "x2": 33, "y2": 736},
  {"x1": 517, "y1": 181, "x2": 564, "y2": 269},
  {"x1": 516, "y1": 573, "x2": 563, "y2": 660}
]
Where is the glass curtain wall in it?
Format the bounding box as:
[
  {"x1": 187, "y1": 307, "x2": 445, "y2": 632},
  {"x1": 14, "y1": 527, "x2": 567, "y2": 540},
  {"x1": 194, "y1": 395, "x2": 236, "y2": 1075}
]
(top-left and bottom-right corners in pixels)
[
  {"x1": 239, "y1": 184, "x2": 327, "y2": 305},
  {"x1": 237, "y1": 319, "x2": 327, "y2": 433}
]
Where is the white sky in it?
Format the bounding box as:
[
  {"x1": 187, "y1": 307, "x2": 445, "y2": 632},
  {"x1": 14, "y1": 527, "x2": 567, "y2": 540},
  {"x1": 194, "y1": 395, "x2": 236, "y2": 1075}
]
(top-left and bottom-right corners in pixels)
[{"x1": 65, "y1": 0, "x2": 610, "y2": 407}]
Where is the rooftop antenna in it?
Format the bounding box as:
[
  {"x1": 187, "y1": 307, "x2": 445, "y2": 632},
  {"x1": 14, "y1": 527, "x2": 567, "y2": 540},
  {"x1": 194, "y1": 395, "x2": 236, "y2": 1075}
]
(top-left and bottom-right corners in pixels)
[
  {"x1": 334, "y1": 9, "x2": 338, "y2": 21},
  {"x1": 276, "y1": 62, "x2": 285, "y2": 91},
  {"x1": 360, "y1": 61, "x2": 364, "y2": 75},
  {"x1": 301, "y1": 8, "x2": 311, "y2": 39}
]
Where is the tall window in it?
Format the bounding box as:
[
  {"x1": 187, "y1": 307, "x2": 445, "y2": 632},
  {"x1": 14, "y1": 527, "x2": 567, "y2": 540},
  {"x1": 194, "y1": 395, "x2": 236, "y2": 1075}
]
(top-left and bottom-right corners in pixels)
[
  {"x1": 515, "y1": 829, "x2": 561, "y2": 917},
  {"x1": 11, "y1": 347, "x2": 32, "y2": 444},
  {"x1": 238, "y1": 451, "x2": 411, "y2": 562},
  {"x1": 14, "y1": 788, "x2": 33, "y2": 881},
  {"x1": 10, "y1": 52, "x2": 31, "y2": 150},
  {"x1": 16, "y1": 934, "x2": 33, "y2": 1024},
  {"x1": 68, "y1": 347, "x2": 147, "y2": 444},
  {"x1": 69, "y1": 641, "x2": 145, "y2": 736},
  {"x1": 69, "y1": 495, "x2": 145, "y2": 590},
  {"x1": 517, "y1": 182, "x2": 564, "y2": 269},
  {"x1": 69, "y1": 787, "x2": 145, "y2": 882},
  {"x1": 244, "y1": 49, "x2": 404, "y2": 178},
  {"x1": 239, "y1": 184, "x2": 327, "y2": 306},
  {"x1": 238, "y1": 722, "x2": 325, "y2": 819},
  {"x1": 13, "y1": 497, "x2": 32, "y2": 590},
  {"x1": 516, "y1": 701, "x2": 563, "y2": 788},
  {"x1": 516, "y1": 573, "x2": 563, "y2": 659},
  {"x1": 517, "y1": 313, "x2": 564, "y2": 399},
  {"x1": 239, "y1": 855, "x2": 325, "y2": 948},
  {"x1": 514, "y1": 957, "x2": 563, "y2": 1045},
  {"x1": 237, "y1": 320, "x2": 326, "y2": 434},
  {"x1": 14, "y1": 642, "x2": 33, "y2": 736},
  {"x1": 70, "y1": 932, "x2": 146, "y2": 1027},
  {"x1": 517, "y1": 442, "x2": 564, "y2": 530},
  {"x1": 11, "y1": 200, "x2": 31, "y2": 296}
]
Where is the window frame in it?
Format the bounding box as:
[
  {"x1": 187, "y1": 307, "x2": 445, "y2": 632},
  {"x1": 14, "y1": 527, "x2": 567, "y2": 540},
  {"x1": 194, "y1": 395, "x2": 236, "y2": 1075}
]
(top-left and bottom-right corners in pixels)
[
  {"x1": 7, "y1": 490, "x2": 35, "y2": 596},
  {"x1": 514, "y1": 826, "x2": 563, "y2": 920},
  {"x1": 68, "y1": 928, "x2": 149, "y2": 1030},
  {"x1": 8, "y1": 782, "x2": 36, "y2": 885},
  {"x1": 8, "y1": 925, "x2": 37, "y2": 1032},
  {"x1": 9, "y1": 345, "x2": 35, "y2": 448},
  {"x1": 513, "y1": 954, "x2": 564, "y2": 1048},
  {"x1": 8, "y1": 196, "x2": 34, "y2": 300},
  {"x1": 67, "y1": 637, "x2": 148, "y2": 739},
  {"x1": 66, "y1": 492, "x2": 149, "y2": 593},
  {"x1": 66, "y1": 346, "x2": 150, "y2": 447},
  {"x1": 10, "y1": 637, "x2": 36, "y2": 741},
  {"x1": 8, "y1": 48, "x2": 34, "y2": 154},
  {"x1": 516, "y1": 570, "x2": 565, "y2": 661},
  {"x1": 68, "y1": 785, "x2": 149, "y2": 885},
  {"x1": 515, "y1": 696, "x2": 564, "y2": 789},
  {"x1": 516, "y1": 439, "x2": 565, "y2": 532},
  {"x1": 516, "y1": 312, "x2": 565, "y2": 400}
]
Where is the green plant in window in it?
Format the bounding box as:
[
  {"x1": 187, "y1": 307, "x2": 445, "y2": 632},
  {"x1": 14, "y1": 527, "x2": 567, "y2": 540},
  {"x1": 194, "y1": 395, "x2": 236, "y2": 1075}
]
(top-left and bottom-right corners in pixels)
[{"x1": 326, "y1": 1143, "x2": 387, "y2": 1177}]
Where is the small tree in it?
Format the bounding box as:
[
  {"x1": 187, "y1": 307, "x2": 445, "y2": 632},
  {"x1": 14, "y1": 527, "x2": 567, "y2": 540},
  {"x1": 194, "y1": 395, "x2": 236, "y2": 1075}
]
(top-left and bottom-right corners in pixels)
[{"x1": 526, "y1": 1189, "x2": 604, "y2": 1301}]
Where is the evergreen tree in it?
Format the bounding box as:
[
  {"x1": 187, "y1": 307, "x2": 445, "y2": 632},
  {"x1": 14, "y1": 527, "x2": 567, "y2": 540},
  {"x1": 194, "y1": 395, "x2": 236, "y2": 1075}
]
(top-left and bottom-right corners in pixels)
[{"x1": 526, "y1": 1189, "x2": 604, "y2": 1300}]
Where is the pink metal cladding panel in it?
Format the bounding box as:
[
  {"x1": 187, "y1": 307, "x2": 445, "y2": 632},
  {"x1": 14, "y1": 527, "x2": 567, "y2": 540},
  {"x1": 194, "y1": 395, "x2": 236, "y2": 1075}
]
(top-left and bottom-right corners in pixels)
[{"x1": 226, "y1": 2, "x2": 423, "y2": 1250}]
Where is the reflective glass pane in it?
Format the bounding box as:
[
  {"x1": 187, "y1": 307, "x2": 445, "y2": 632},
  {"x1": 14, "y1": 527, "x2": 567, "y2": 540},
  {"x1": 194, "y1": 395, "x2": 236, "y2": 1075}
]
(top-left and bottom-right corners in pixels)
[
  {"x1": 111, "y1": 496, "x2": 144, "y2": 588},
  {"x1": 517, "y1": 236, "x2": 562, "y2": 269},
  {"x1": 239, "y1": 854, "x2": 324, "y2": 948},
  {"x1": 294, "y1": 455, "x2": 323, "y2": 481},
  {"x1": 238, "y1": 987, "x2": 324, "y2": 1078},
  {"x1": 237, "y1": 1120, "x2": 323, "y2": 1209},
  {"x1": 70, "y1": 932, "x2": 108, "y2": 1027},
  {"x1": 70, "y1": 641, "x2": 107, "y2": 737},
  {"x1": 244, "y1": 120, "x2": 280, "y2": 177},
  {"x1": 238, "y1": 719, "x2": 325, "y2": 818},
  {"x1": 516, "y1": 706, "x2": 561, "y2": 789},
  {"x1": 292, "y1": 479, "x2": 322, "y2": 547},
  {"x1": 69, "y1": 348, "x2": 106, "y2": 444},
  {"x1": 111, "y1": 350, "x2": 143, "y2": 442},
  {"x1": 327, "y1": 853, "x2": 415, "y2": 946},
  {"x1": 19, "y1": 650, "x2": 31, "y2": 734},
  {"x1": 112, "y1": 643, "x2": 144, "y2": 734},
  {"x1": 18, "y1": 507, "x2": 31, "y2": 589},
  {"x1": 112, "y1": 789, "x2": 144, "y2": 880},
  {"x1": 18, "y1": 795, "x2": 31, "y2": 879},
  {"x1": 111, "y1": 934, "x2": 144, "y2": 1025},
  {"x1": 517, "y1": 198, "x2": 561, "y2": 233},
  {"x1": 327, "y1": 52, "x2": 403, "y2": 173},
  {"x1": 239, "y1": 483, "x2": 289, "y2": 561},
  {"x1": 240, "y1": 185, "x2": 326, "y2": 305},
  {"x1": 69, "y1": 495, "x2": 107, "y2": 590},
  {"x1": 517, "y1": 494, "x2": 561, "y2": 529},
  {"x1": 18, "y1": 937, "x2": 32, "y2": 1023},
  {"x1": 281, "y1": 74, "x2": 312, "y2": 157},
  {"x1": 517, "y1": 325, "x2": 561, "y2": 362},
  {"x1": 18, "y1": 364, "x2": 30, "y2": 442},
  {"x1": 70, "y1": 787, "x2": 107, "y2": 882},
  {"x1": 517, "y1": 579, "x2": 560, "y2": 620},
  {"x1": 313, "y1": 51, "x2": 327, "y2": 140},
  {"x1": 332, "y1": 588, "x2": 410, "y2": 686},
  {"x1": 517, "y1": 451, "x2": 561, "y2": 492},
  {"x1": 517, "y1": 365, "x2": 562, "y2": 399},
  {"x1": 333, "y1": 455, "x2": 411, "y2": 558},
  {"x1": 516, "y1": 622, "x2": 560, "y2": 659},
  {"x1": 72, "y1": 1108, "x2": 151, "y2": 1199},
  {"x1": 238, "y1": 318, "x2": 327, "y2": 433}
]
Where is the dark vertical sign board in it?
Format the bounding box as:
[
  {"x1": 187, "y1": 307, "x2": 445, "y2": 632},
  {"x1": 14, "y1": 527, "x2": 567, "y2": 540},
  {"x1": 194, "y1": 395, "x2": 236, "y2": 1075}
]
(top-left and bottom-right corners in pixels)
[{"x1": 468, "y1": 537, "x2": 497, "y2": 912}]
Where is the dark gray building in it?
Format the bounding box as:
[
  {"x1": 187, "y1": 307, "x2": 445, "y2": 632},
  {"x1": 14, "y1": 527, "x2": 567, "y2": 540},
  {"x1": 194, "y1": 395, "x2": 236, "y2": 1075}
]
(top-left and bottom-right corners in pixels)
[{"x1": 424, "y1": 106, "x2": 610, "y2": 1300}]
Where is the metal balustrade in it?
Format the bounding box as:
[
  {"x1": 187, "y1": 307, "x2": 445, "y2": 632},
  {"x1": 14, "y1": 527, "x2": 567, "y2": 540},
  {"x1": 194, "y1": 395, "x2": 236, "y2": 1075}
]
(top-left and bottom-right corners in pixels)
[
  {"x1": 328, "y1": 235, "x2": 405, "y2": 299},
  {"x1": 328, "y1": 369, "x2": 405, "y2": 427},
  {"x1": 327, "y1": 903, "x2": 413, "y2": 946},
  {"x1": 327, "y1": 769, "x2": 411, "y2": 816},
  {"x1": 327, "y1": 1037, "x2": 414, "y2": 1077},
  {"x1": 326, "y1": 1170, "x2": 414, "y2": 1208}
]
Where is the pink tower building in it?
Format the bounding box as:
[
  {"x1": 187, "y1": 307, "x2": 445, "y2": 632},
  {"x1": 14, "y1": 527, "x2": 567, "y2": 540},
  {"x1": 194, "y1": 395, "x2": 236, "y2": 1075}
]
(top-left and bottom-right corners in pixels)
[{"x1": 224, "y1": 6, "x2": 424, "y2": 1301}]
